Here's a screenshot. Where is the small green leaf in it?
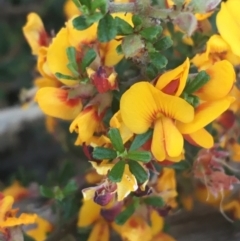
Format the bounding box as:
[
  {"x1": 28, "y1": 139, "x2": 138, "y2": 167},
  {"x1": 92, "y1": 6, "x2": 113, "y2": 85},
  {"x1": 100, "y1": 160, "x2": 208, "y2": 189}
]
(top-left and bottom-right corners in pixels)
[
  {"x1": 108, "y1": 160, "x2": 125, "y2": 182},
  {"x1": 80, "y1": 49, "x2": 97, "y2": 71},
  {"x1": 146, "y1": 64, "x2": 158, "y2": 80},
  {"x1": 116, "y1": 44, "x2": 123, "y2": 54},
  {"x1": 87, "y1": 12, "x2": 103, "y2": 24},
  {"x1": 108, "y1": 128, "x2": 125, "y2": 153},
  {"x1": 149, "y1": 52, "x2": 168, "y2": 70},
  {"x1": 128, "y1": 160, "x2": 148, "y2": 183},
  {"x1": 182, "y1": 93, "x2": 200, "y2": 107},
  {"x1": 72, "y1": 15, "x2": 93, "y2": 30},
  {"x1": 53, "y1": 186, "x2": 65, "y2": 201},
  {"x1": 40, "y1": 185, "x2": 54, "y2": 198},
  {"x1": 91, "y1": 0, "x2": 107, "y2": 14},
  {"x1": 67, "y1": 63, "x2": 79, "y2": 77},
  {"x1": 127, "y1": 151, "x2": 152, "y2": 163},
  {"x1": 72, "y1": 0, "x2": 81, "y2": 8},
  {"x1": 66, "y1": 47, "x2": 76, "y2": 63},
  {"x1": 122, "y1": 34, "x2": 144, "y2": 58},
  {"x1": 170, "y1": 160, "x2": 190, "y2": 171},
  {"x1": 154, "y1": 36, "x2": 173, "y2": 51},
  {"x1": 129, "y1": 129, "x2": 153, "y2": 151},
  {"x1": 97, "y1": 13, "x2": 117, "y2": 42},
  {"x1": 115, "y1": 17, "x2": 134, "y2": 35},
  {"x1": 63, "y1": 180, "x2": 78, "y2": 196},
  {"x1": 115, "y1": 200, "x2": 139, "y2": 225},
  {"x1": 132, "y1": 15, "x2": 142, "y2": 28},
  {"x1": 93, "y1": 147, "x2": 117, "y2": 160},
  {"x1": 184, "y1": 71, "x2": 210, "y2": 94},
  {"x1": 140, "y1": 26, "x2": 163, "y2": 41},
  {"x1": 143, "y1": 196, "x2": 164, "y2": 207},
  {"x1": 80, "y1": 0, "x2": 91, "y2": 9},
  {"x1": 55, "y1": 72, "x2": 78, "y2": 80}
]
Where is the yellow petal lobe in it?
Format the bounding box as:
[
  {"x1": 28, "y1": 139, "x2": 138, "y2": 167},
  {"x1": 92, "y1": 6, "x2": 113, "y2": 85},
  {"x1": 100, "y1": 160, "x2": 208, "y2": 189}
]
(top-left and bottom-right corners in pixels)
[
  {"x1": 35, "y1": 87, "x2": 82, "y2": 120},
  {"x1": 177, "y1": 96, "x2": 235, "y2": 134}
]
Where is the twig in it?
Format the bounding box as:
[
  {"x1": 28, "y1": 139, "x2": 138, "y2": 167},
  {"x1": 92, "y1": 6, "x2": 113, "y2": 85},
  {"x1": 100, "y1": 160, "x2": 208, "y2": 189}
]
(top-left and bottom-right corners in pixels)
[{"x1": 108, "y1": 2, "x2": 136, "y2": 13}]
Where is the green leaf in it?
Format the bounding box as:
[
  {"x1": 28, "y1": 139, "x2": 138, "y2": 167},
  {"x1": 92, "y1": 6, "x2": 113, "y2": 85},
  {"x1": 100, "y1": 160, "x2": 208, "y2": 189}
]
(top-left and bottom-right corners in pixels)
[
  {"x1": 97, "y1": 13, "x2": 117, "y2": 42},
  {"x1": 129, "y1": 129, "x2": 153, "y2": 151},
  {"x1": 115, "y1": 17, "x2": 134, "y2": 35},
  {"x1": 146, "y1": 63, "x2": 158, "y2": 80},
  {"x1": 115, "y1": 200, "x2": 139, "y2": 225},
  {"x1": 66, "y1": 46, "x2": 77, "y2": 63},
  {"x1": 72, "y1": 15, "x2": 93, "y2": 30},
  {"x1": 182, "y1": 93, "x2": 200, "y2": 107},
  {"x1": 116, "y1": 44, "x2": 123, "y2": 54},
  {"x1": 93, "y1": 147, "x2": 117, "y2": 160},
  {"x1": 108, "y1": 128, "x2": 125, "y2": 153},
  {"x1": 184, "y1": 71, "x2": 210, "y2": 94},
  {"x1": 140, "y1": 26, "x2": 163, "y2": 41},
  {"x1": 53, "y1": 186, "x2": 65, "y2": 201},
  {"x1": 149, "y1": 52, "x2": 168, "y2": 70},
  {"x1": 63, "y1": 180, "x2": 78, "y2": 196},
  {"x1": 67, "y1": 63, "x2": 79, "y2": 77},
  {"x1": 87, "y1": 12, "x2": 104, "y2": 24},
  {"x1": 80, "y1": 49, "x2": 97, "y2": 71},
  {"x1": 143, "y1": 196, "x2": 164, "y2": 207},
  {"x1": 127, "y1": 151, "x2": 152, "y2": 163},
  {"x1": 108, "y1": 160, "x2": 125, "y2": 182},
  {"x1": 40, "y1": 185, "x2": 54, "y2": 198},
  {"x1": 132, "y1": 15, "x2": 142, "y2": 28},
  {"x1": 80, "y1": 0, "x2": 91, "y2": 9},
  {"x1": 72, "y1": 0, "x2": 81, "y2": 8},
  {"x1": 122, "y1": 34, "x2": 144, "y2": 58},
  {"x1": 91, "y1": 0, "x2": 107, "y2": 14},
  {"x1": 55, "y1": 72, "x2": 78, "y2": 80},
  {"x1": 154, "y1": 36, "x2": 173, "y2": 51},
  {"x1": 128, "y1": 160, "x2": 148, "y2": 183},
  {"x1": 170, "y1": 160, "x2": 190, "y2": 171}
]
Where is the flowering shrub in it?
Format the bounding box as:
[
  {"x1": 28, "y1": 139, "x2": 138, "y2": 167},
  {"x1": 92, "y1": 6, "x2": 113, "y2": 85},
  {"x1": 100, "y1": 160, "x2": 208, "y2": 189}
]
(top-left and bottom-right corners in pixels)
[{"x1": 2, "y1": 0, "x2": 240, "y2": 240}]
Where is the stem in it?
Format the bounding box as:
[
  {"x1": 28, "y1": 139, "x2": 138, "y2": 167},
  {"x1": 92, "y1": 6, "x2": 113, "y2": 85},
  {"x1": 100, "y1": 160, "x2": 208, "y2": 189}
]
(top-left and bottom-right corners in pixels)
[{"x1": 108, "y1": 2, "x2": 136, "y2": 13}]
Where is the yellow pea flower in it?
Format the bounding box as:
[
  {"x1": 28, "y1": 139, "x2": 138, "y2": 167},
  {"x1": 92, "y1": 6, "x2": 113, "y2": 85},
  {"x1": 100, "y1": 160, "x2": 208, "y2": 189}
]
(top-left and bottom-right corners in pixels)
[
  {"x1": 35, "y1": 87, "x2": 83, "y2": 120},
  {"x1": 0, "y1": 194, "x2": 37, "y2": 234},
  {"x1": 192, "y1": 35, "x2": 240, "y2": 70},
  {"x1": 22, "y1": 13, "x2": 49, "y2": 55},
  {"x1": 155, "y1": 58, "x2": 235, "y2": 149},
  {"x1": 78, "y1": 200, "x2": 110, "y2": 241},
  {"x1": 120, "y1": 81, "x2": 194, "y2": 161},
  {"x1": 64, "y1": 0, "x2": 81, "y2": 19},
  {"x1": 217, "y1": 0, "x2": 240, "y2": 57},
  {"x1": 26, "y1": 216, "x2": 53, "y2": 241}
]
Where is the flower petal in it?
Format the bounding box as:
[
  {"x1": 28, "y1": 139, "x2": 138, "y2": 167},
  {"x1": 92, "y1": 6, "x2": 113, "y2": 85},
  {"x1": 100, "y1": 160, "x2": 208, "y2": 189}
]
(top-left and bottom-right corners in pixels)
[
  {"x1": 22, "y1": 13, "x2": 48, "y2": 55},
  {"x1": 184, "y1": 128, "x2": 214, "y2": 148},
  {"x1": 117, "y1": 164, "x2": 138, "y2": 201},
  {"x1": 69, "y1": 106, "x2": 100, "y2": 143},
  {"x1": 0, "y1": 213, "x2": 37, "y2": 227},
  {"x1": 88, "y1": 221, "x2": 110, "y2": 241},
  {"x1": 155, "y1": 58, "x2": 190, "y2": 96},
  {"x1": 152, "y1": 117, "x2": 184, "y2": 161},
  {"x1": 26, "y1": 216, "x2": 53, "y2": 241},
  {"x1": 78, "y1": 200, "x2": 101, "y2": 227},
  {"x1": 120, "y1": 82, "x2": 194, "y2": 134},
  {"x1": 35, "y1": 87, "x2": 82, "y2": 120},
  {"x1": 150, "y1": 210, "x2": 164, "y2": 236},
  {"x1": 66, "y1": 17, "x2": 98, "y2": 50},
  {"x1": 217, "y1": 1, "x2": 240, "y2": 57},
  {"x1": 195, "y1": 60, "x2": 236, "y2": 101},
  {"x1": 47, "y1": 28, "x2": 77, "y2": 86},
  {"x1": 0, "y1": 196, "x2": 14, "y2": 222},
  {"x1": 177, "y1": 96, "x2": 235, "y2": 134}
]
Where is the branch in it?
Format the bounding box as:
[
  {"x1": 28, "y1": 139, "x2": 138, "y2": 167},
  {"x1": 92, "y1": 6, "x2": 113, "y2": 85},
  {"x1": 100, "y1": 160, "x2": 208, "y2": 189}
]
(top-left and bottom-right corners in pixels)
[{"x1": 108, "y1": 2, "x2": 136, "y2": 13}]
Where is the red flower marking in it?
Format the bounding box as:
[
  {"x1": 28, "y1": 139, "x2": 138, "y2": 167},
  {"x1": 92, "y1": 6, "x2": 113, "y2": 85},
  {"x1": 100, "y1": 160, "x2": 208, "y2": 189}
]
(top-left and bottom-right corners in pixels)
[{"x1": 161, "y1": 79, "x2": 180, "y2": 95}]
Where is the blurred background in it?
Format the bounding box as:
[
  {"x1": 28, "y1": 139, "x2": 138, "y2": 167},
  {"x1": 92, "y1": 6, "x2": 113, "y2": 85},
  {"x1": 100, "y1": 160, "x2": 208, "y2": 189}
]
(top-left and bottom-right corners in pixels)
[{"x1": 0, "y1": 0, "x2": 84, "y2": 185}]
